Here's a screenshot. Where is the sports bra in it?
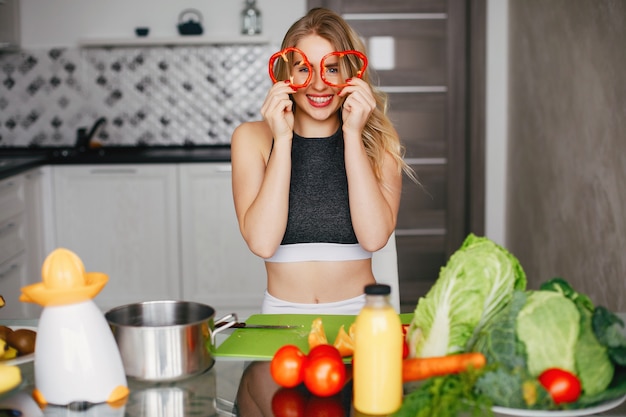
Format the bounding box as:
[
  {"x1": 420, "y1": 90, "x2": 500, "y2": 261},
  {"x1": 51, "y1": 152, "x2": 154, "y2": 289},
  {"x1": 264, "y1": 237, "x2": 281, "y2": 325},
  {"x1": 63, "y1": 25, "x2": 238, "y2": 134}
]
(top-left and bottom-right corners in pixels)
[{"x1": 264, "y1": 128, "x2": 372, "y2": 263}]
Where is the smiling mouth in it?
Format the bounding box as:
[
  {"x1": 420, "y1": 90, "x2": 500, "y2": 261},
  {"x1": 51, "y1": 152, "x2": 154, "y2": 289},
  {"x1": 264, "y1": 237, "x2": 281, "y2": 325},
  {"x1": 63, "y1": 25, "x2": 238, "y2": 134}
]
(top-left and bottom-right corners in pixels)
[{"x1": 307, "y1": 95, "x2": 333, "y2": 107}]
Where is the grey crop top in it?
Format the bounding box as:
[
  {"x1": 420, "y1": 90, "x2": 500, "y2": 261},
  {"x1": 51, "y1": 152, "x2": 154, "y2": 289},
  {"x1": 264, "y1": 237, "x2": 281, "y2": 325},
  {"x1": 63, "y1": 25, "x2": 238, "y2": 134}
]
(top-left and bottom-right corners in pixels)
[{"x1": 264, "y1": 128, "x2": 372, "y2": 262}]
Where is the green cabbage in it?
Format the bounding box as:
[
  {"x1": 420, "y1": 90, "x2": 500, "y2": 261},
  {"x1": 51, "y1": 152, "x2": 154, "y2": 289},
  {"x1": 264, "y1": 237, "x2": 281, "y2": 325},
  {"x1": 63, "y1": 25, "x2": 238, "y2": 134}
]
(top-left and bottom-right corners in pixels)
[
  {"x1": 473, "y1": 284, "x2": 615, "y2": 404},
  {"x1": 537, "y1": 279, "x2": 614, "y2": 395},
  {"x1": 516, "y1": 291, "x2": 580, "y2": 376},
  {"x1": 407, "y1": 234, "x2": 527, "y2": 358}
]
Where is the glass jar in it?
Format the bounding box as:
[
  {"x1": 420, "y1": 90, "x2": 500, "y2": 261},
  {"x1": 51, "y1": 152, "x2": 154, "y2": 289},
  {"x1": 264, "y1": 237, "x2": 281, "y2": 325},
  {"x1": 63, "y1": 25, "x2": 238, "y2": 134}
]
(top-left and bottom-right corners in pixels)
[{"x1": 241, "y1": 0, "x2": 262, "y2": 35}]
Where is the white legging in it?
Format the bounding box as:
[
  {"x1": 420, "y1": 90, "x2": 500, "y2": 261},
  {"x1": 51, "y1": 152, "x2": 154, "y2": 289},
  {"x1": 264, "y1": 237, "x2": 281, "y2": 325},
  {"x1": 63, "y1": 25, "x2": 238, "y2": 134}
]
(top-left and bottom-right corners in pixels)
[{"x1": 261, "y1": 290, "x2": 366, "y2": 315}]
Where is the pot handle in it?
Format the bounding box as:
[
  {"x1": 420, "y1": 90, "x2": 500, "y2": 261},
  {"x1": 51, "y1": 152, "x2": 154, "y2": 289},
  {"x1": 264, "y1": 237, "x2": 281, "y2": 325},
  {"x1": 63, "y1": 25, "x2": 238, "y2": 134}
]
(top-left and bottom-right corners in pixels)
[{"x1": 212, "y1": 313, "x2": 238, "y2": 345}]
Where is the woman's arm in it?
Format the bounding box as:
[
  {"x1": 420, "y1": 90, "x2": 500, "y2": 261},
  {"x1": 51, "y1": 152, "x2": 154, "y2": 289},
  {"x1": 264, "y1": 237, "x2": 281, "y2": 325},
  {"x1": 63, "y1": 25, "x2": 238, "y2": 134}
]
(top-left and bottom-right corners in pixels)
[
  {"x1": 344, "y1": 137, "x2": 402, "y2": 252},
  {"x1": 231, "y1": 82, "x2": 296, "y2": 259},
  {"x1": 340, "y1": 79, "x2": 402, "y2": 251}
]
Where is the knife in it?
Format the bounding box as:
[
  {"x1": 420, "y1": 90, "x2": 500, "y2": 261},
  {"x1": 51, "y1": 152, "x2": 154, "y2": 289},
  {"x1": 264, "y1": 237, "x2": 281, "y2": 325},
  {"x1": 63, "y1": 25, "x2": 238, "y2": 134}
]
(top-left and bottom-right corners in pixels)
[{"x1": 216, "y1": 321, "x2": 301, "y2": 329}]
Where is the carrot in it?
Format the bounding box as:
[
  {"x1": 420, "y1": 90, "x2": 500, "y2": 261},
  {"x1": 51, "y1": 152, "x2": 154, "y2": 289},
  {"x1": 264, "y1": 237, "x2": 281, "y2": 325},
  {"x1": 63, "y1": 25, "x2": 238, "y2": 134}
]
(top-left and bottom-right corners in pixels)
[{"x1": 402, "y1": 352, "x2": 487, "y2": 382}]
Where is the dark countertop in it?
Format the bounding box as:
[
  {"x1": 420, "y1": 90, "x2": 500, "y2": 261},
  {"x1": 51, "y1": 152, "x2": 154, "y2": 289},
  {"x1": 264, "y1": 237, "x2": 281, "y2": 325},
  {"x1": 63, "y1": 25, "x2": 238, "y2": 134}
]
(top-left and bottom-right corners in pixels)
[{"x1": 0, "y1": 146, "x2": 232, "y2": 180}]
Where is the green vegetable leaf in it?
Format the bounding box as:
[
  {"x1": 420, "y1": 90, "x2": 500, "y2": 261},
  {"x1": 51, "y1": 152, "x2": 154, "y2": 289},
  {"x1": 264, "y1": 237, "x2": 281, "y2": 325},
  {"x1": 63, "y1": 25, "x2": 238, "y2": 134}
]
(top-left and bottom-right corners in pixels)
[
  {"x1": 469, "y1": 290, "x2": 527, "y2": 370},
  {"x1": 539, "y1": 277, "x2": 594, "y2": 313},
  {"x1": 475, "y1": 367, "x2": 552, "y2": 409},
  {"x1": 408, "y1": 234, "x2": 526, "y2": 358},
  {"x1": 593, "y1": 306, "x2": 626, "y2": 366},
  {"x1": 393, "y1": 369, "x2": 493, "y2": 417},
  {"x1": 576, "y1": 365, "x2": 626, "y2": 407},
  {"x1": 516, "y1": 291, "x2": 580, "y2": 376},
  {"x1": 575, "y1": 304, "x2": 614, "y2": 395},
  {"x1": 533, "y1": 279, "x2": 615, "y2": 397}
]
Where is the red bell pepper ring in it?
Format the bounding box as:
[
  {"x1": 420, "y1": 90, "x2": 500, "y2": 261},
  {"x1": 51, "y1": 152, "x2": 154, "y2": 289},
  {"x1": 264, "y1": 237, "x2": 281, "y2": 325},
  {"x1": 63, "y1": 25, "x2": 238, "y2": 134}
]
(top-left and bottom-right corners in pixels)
[
  {"x1": 320, "y1": 50, "x2": 368, "y2": 88},
  {"x1": 268, "y1": 47, "x2": 312, "y2": 90}
]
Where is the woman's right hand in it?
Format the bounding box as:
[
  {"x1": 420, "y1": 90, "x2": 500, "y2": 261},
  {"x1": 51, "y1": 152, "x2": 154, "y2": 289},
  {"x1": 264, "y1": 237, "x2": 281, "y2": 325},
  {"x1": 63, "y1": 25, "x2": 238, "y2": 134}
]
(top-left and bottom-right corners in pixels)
[{"x1": 261, "y1": 81, "x2": 295, "y2": 141}]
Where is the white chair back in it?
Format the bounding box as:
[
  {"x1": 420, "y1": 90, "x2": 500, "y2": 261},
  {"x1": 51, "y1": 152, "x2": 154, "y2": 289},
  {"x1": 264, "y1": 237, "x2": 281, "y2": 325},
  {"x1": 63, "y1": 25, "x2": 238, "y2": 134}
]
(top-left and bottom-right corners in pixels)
[{"x1": 371, "y1": 232, "x2": 401, "y2": 312}]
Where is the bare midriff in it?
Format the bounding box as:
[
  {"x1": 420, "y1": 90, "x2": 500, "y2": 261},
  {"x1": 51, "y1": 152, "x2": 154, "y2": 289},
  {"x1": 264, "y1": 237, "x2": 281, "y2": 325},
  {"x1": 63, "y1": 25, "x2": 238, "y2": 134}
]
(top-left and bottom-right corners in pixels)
[{"x1": 265, "y1": 258, "x2": 375, "y2": 304}]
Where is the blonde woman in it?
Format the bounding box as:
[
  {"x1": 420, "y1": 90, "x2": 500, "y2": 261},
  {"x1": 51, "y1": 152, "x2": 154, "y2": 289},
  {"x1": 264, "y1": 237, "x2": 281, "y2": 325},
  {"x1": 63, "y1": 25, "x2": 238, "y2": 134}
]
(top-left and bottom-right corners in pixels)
[{"x1": 231, "y1": 8, "x2": 414, "y2": 314}]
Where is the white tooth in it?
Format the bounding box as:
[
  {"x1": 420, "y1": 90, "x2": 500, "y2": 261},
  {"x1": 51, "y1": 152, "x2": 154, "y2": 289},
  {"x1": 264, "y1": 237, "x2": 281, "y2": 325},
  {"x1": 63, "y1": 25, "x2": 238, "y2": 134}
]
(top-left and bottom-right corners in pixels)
[{"x1": 309, "y1": 96, "x2": 331, "y2": 103}]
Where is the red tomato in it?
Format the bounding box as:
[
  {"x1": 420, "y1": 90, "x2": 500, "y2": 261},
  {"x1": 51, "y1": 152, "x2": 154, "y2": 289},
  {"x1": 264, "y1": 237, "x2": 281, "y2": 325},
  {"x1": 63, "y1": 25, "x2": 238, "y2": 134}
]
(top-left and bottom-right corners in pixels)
[
  {"x1": 308, "y1": 344, "x2": 342, "y2": 361},
  {"x1": 538, "y1": 368, "x2": 582, "y2": 404},
  {"x1": 304, "y1": 353, "x2": 346, "y2": 397},
  {"x1": 271, "y1": 345, "x2": 307, "y2": 388},
  {"x1": 304, "y1": 394, "x2": 346, "y2": 417},
  {"x1": 401, "y1": 324, "x2": 410, "y2": 359},
  {"x1": 272, "y1": 387, "x2": 307, "y2": 417},
  {"x1": 402, "y1": 339, "x2": 409, "y2": 359}
]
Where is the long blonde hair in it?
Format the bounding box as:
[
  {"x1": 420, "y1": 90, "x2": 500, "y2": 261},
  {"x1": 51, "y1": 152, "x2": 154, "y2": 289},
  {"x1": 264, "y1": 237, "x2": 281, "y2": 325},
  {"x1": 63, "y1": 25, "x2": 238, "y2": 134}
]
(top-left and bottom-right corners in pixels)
[{"x1": 279, "y1": 7, "x2": 416, "y2": 184}]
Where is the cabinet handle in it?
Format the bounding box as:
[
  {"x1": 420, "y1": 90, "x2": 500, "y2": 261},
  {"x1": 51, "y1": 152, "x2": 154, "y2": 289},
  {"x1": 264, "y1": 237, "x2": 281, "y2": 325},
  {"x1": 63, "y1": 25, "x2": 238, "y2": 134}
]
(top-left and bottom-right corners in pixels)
[
  {"x1": 89, "y1": 168, "x2": 138, "y2": 175},
  {"x1": 0, "y1": 222, "x2": 15, "y2": 236},
  {"x1": 215, "y1": 165, "x2": 232, "y2": 173},
  {"x1": 25, "y1": 170, "x2": 43, "y2": 180},
  {"x1": 0, "y1": 180, "x2": 15, "y2": 192},
  {"x1": 0, "y1": 263, "x2": 17, "y2": 279}
]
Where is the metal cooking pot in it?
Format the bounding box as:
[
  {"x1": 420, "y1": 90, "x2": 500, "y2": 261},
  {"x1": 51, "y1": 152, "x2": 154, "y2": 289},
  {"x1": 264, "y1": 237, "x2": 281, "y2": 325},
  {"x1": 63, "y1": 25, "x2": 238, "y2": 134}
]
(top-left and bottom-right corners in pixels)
[{"x1": 104, "y1": 300, "x2": 236, "y2": 382}]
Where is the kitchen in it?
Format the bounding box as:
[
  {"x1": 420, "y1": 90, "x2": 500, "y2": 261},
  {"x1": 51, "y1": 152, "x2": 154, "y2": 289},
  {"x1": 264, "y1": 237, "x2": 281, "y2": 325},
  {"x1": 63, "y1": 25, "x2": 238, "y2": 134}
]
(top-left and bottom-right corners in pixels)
[{"x1": 1, "y1": 0, "x2": 626, "y2": 415}]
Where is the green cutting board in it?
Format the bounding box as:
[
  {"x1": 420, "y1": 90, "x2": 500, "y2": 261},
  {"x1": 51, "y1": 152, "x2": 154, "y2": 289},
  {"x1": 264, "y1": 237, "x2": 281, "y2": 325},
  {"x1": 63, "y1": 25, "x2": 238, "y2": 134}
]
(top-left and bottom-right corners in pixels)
[{"x1": 214, "y1": 313, "x2": 413, "y2": 361}]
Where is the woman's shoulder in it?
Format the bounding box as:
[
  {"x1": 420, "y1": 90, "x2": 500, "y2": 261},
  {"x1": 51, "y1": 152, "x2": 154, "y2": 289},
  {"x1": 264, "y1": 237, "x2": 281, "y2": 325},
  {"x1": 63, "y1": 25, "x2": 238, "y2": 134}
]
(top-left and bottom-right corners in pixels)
[
  {"x1": 232, "y1": 120, "x2": 272, "y2": 142},
  {"x1": 231, "y1": 120, "x2": 273, "y2": 158}
]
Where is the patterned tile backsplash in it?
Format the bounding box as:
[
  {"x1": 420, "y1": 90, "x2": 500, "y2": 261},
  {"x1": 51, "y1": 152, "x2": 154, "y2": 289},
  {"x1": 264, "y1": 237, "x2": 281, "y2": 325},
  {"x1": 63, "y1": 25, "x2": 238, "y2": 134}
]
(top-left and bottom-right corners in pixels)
[{"x1": 0, "y1": 44, "x2": 274, "y2": 147}]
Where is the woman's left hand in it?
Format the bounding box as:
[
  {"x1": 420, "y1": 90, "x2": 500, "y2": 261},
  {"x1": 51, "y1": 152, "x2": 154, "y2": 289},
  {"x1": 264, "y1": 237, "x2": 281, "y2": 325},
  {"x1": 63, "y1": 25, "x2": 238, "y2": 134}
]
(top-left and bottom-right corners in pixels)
[{"x1": 339, "y1": 78, "x2": 376, "y2": 137}]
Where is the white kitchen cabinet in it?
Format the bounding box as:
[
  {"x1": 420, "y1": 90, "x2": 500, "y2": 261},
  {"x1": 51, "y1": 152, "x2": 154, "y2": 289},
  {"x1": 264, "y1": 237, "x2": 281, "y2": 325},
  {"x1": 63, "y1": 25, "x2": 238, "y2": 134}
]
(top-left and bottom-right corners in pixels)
[
  {"x1": 179, "y1": 163, "x2": 265, "y2": 320},
  {"x1": 52, "y1": 164, "x2": 181, "y2": 311},
  {"x1": 23, "y1": 167, "x2": 52, "y2": 283},
  {"x1": 0, "y1": 252, "x2": 28, "y2": 319},
  {"x1": 0, "y1": 170, "x2": 44, "y2": 319}
]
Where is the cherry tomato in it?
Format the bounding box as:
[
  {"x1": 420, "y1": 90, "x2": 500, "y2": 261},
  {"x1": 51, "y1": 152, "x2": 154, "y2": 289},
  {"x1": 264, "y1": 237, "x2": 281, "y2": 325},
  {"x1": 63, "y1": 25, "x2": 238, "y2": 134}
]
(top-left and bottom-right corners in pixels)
[
  {"x1": 271, "y1": 345, "x2": 307, "y2": 388},
  {"x1": 538, "y1": 368, "x2": 582, "y2": 404},
  {"x1": 272, "y1": 387, "x2": 307, "y2": 417},
  {"x1": 304, "y1": 352, "x2": 346, "y2": 397}
]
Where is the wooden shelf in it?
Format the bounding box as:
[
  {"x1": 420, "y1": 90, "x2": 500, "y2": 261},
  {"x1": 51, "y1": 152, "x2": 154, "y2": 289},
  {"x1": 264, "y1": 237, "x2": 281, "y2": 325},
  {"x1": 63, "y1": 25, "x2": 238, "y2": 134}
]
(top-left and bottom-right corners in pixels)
[{"x1": 78, "y1": 35, "x2": 270, "y2": 48}]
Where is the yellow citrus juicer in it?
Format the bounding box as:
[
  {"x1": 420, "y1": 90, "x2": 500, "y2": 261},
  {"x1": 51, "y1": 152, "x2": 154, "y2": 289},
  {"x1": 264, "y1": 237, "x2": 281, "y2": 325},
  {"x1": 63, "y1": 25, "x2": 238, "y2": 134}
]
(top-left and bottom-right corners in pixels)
[{"x1": 20, "y1": 248, "x2": 129, "y2": 407}]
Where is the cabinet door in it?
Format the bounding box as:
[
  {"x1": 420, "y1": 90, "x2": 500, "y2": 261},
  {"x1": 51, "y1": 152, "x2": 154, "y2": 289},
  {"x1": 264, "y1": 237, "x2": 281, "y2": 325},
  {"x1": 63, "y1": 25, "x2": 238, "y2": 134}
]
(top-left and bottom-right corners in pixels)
[
  {"x1": 23, "y1": 167, "x2": 51, "y2": 285},
  {"x1": 0, "y1": 174, "x2": 25, "y2": 265},
  {"x1": 0, "y1": 252, "x2": 29, "y2": 319},
  {"x1": 52, "y1": 165, "x2": 180, "y2": 311},
  {"x1": 179, "y1": 163, "x2": 266, "y2": 320}
]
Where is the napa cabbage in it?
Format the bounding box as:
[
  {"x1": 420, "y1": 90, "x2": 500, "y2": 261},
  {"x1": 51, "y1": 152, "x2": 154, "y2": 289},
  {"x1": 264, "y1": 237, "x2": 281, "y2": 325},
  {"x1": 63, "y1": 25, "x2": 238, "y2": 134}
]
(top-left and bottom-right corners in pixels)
[{"x1": 407, "y1": 233, "x2": 527, "y2": 358}]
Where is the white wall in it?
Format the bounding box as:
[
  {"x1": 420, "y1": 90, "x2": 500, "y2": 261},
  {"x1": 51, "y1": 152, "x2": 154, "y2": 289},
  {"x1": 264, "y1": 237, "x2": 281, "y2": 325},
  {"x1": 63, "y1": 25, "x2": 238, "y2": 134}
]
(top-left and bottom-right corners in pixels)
[
  {"x1": 19, "y1": 0, "x2": 307, "y2": 48},
  {"x1": 485, "y1": 0, "x2": 508, "y2": 247}
]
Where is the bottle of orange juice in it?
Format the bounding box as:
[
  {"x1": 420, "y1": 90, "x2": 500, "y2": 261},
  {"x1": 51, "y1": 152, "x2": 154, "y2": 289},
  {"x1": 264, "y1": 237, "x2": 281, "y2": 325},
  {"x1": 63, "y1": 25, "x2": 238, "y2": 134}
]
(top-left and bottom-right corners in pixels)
[{"x1": 353, "y1": 284, "x2": 403, "y2": 414}]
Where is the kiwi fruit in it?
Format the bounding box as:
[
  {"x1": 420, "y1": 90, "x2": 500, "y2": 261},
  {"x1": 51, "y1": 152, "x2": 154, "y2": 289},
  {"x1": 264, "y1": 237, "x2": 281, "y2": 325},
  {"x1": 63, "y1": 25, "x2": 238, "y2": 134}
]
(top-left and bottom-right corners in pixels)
[{"x1": 6, "y1": 329, "x2": 36, "y2": 355}]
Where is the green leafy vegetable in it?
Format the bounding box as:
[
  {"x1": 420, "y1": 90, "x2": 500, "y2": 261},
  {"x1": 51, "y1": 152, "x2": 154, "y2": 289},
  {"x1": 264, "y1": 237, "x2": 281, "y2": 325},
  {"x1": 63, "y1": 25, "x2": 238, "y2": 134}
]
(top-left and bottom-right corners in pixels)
[
  {"x1": 516, "y1": 291, "x2": 580, "y2": 376},
  {"x1": 593, "y1": 306, "x2": 626, "y2": 366},
  {"x1": 475, "y1": 367, "x2": 552, "y2": 409},
  {"x1": 393, "y1": 368, "x2": 493, "y2": 417},
  {"x1": 470, "y1": 290, "x2": 527, "y2": 369},
  {"x1": 540, "y1": 277, "x2": 615, "y2": 394},
  {"x1": 540, "y1": 278, "x2": 594, "y2": 313},
  {"x1": 407, "y1": 234, "x2": 526, "y2": 358},
  {"x1": 575, "y1": 304, "x2": 614, "y2": 395}
]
